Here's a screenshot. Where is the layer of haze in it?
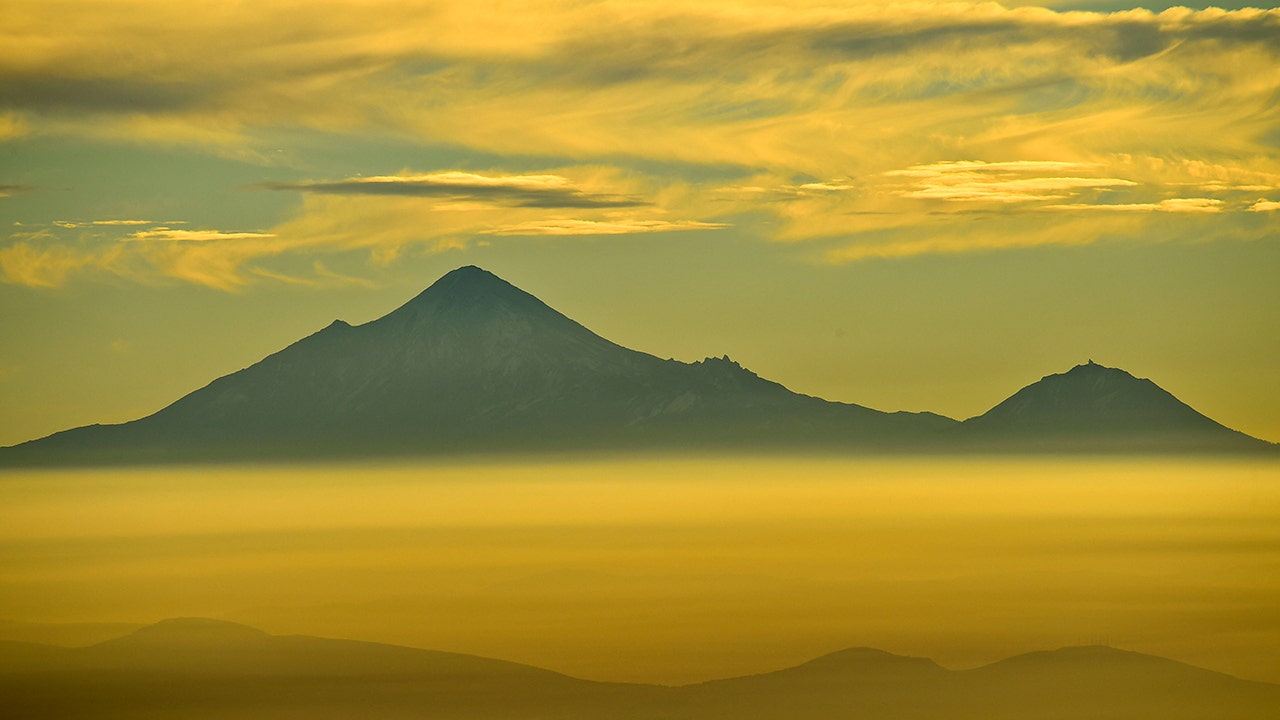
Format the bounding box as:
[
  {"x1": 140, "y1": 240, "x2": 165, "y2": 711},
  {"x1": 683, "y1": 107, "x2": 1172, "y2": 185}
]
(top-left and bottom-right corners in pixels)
[{"x1": 2, "y1": 457, "x2": 1276, "y2": 686}]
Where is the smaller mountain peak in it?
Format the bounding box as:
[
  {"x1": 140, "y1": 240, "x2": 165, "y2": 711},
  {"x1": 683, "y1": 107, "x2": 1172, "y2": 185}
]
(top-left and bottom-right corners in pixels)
[
  {"x1": 799, "y1": 647, "x2": 943, "y2": 673},
  {"x1": 103, "y1": 618, "x2": 270, "y2": 648},
  {"x1": 993, "y1": 645, "x2": 1155, "y2": 669}
]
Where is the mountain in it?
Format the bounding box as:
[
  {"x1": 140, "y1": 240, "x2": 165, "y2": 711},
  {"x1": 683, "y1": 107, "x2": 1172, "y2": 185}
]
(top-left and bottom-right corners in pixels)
[
  {"x1": 957, "y1": 360, "x2": 1267, "y2": 452},
  {"x1": 2, "y1": 619, "x2": 1277, "y2": 719},
  {"x1": 0, "y1": 267, "x2": 1271, "y2": 465},
  {"x1": 0, "y1": 266, "x2": 952, "y2": 465},
  {"x1": 0, "y1": 618, "x2": 659, "y2": 720}
]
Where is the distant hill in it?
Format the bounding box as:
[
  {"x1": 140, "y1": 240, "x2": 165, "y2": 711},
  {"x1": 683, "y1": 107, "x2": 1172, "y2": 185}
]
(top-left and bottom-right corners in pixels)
[
  {"x1": 2, "y1": 618, "x2": 1277, "y2": 719},
  {"x1": 0, "y1": 266, "x2": 1271, "y2": 465},
  {"x1": 956, "y1": 361, "x2": 1266, "y2": 452}
]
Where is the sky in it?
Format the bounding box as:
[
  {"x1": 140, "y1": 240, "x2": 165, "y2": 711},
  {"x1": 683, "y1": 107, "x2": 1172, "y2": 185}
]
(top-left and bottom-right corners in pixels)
[{"x1": 1, "y1": 0, "x2": 1278, "y2": 446}]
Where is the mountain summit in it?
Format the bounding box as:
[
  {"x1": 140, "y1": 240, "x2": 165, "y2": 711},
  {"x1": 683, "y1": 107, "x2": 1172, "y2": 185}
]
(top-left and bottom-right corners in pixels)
[
  {"x1": 0, "y1": 268, "x2": 1270, "y2": 465},
  {"x1": 959, "y1": 361, "x2": 1262, "y2": 452}
]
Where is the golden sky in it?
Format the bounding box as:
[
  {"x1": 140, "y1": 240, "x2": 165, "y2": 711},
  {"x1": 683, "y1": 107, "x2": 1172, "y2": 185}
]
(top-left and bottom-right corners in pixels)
[{"x1": 1, "y1": 1, "x2": 1278, "y2": 445}]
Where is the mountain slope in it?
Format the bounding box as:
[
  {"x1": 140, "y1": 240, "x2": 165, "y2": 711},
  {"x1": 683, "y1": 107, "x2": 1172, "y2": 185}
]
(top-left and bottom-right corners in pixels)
[
  {"x1": 958, "y1": 361, "x2": 1266, "y2": 452},
  {"x1": 2, "y1": 619, "x2": 1277, "y2": 720},
  {"x1": 0, "y1": 618, "x2": 660, "y2": 720},
  {"x1": 1, "y1": 266, "x2": 952, "y2": 464}
]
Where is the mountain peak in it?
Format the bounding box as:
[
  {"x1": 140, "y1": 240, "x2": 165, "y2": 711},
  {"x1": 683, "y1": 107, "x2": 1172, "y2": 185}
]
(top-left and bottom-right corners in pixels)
[
  {"x1": 100, "y1": 618, "x2": 270, "y2": 649},
  {"x1": 395, "y1": 265, "x2": 523, "y2": 308},
  {"x1": 961, "y1": 361, "x2": 1262, "y2": 450},
  {"x1": 355, "y1": 265, "x2": 594, "y2": 351},
  {"x1": 801, "y1": 647, "x2": 942, "y2": 672},
  {"x1": 437, "y1": 264, "x2": 500, "y2": 285}
]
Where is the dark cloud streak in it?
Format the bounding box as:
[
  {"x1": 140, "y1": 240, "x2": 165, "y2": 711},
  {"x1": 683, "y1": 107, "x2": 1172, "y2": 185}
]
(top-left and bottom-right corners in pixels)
[
  {"x1": 258, "y1": 178, "x2": 647, "y2": 209},
  {"x1": 0, "y1": 75, "x2": 209, "y2": 114}
]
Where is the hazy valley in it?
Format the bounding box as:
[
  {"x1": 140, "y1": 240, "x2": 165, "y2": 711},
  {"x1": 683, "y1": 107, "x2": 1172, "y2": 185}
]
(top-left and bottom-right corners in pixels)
[{"x1": 3, "y1": 457, "x2": 1278, "y2": 713}]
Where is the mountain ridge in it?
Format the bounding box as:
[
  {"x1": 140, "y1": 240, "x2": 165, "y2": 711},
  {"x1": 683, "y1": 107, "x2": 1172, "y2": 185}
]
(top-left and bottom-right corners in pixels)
[
  {"x1": 2, "y1": 618, "x2": 1276, "y2": 719},
  {"x1": 0, "y1": 266, "x2": 1272, "y2": 465}
]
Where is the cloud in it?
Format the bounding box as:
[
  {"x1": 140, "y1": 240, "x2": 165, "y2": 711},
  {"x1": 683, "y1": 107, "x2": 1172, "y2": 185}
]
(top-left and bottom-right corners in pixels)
[
  {"x1": 249, "y1": 261, "x2": 378, "y2": 289},
  {"x1": 261, "y1": 172, "x2": 646, "y2": 208},
  {"x1": 0, "y1": 185, "x2": 36, "y2": 198},
  {"x1": 885, "y1": 161, "x2": 1102, "y2": 177},
  {"x1": 887, "y1": 161, "x2": 1136, "y2": 203},
  {"x1": 4, "y1": 2, "x2": 1280, "y2": 270},
  {"x1": 131, "y1": 228, "x2": 277, "y2": 242},
  {"x1": 4, "y1": 4, "x2": 1275, "y2": 168},
  {"x1": 1249, "y1": 199, "x2": 1280, "y2": 212},
  {"x1": 0, "y1": 75, "x2": 209, "y2": 115},
  {"x1": 1044, "y1": 198, "x2": 1224, "y2": 213},
  {"x1": 0, "y1": 223, "x2": 281, "y2": 290},
  {"x1": 486, "y1": 219, "x2": 727, "y2": 236},
  {"x1": 719, "y1": 179, "x2": 858, "y2": 202},
  {"x1": 51, "y1": 219, "x2": 154, "y2": 229},
  {"x1": 0, "y1": 112, "x2": 28, "y2": 140},
  {"x1": 0, "y1": 160, "x2": 720, "y2": 290},
  {"x1": 817, "y1": 201, "x2": 1240, "y2": 263},
  {"x1": 0, "y1": 240, "x2": 111, "y2": 288}
]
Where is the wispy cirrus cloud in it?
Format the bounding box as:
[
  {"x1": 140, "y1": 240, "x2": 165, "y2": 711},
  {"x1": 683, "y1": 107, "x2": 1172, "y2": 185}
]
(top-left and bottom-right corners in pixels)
[
  {"x1": 54, "y1": 219, "x2": 154, "y2": 229},
  {"x1": 5, "y1": 3, "x2": 1276, "y2": 167},
  {"x1": 0, "y1": 240, "x2": 104, "y2": 288},
  {"x1": 1044, "y1": 198, "x2": 1224, "y2": 213},
  {"x1": 91, "y1": 219, "x2": 153, "y2": 226},
  {"x1": 887, "y1": 161, "x2": 1136, "y2": 203},
  {"x1": 1, "y1": 165, "x2": 722, "y2": 289},
  {"x1": 486, "y1": 219, "x2": 726, "y2": 236},
  {"x1": 0, "y1": 222, "x2": 280, "y2": 290},
  {"x1": 130, "y1": 228, "x2": 277, "y2": 242},
  {"x1": 3, "y1": 2, "x2": 1279, "y2": 272}
]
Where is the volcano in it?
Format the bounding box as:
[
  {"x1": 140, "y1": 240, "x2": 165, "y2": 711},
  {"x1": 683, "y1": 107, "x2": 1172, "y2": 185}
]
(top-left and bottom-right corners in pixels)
[
  {"x1": 957, "y1": 361, "x2": 1264, "y2": 452},
  {"x1": 0, "y1": 266, "x2": 951, "y2": 464}
]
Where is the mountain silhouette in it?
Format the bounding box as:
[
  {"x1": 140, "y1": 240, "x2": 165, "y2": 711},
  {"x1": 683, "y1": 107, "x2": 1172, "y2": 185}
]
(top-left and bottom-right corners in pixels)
[
  {"x1": 2, "y1": 619, "x2": 1277, "y2": 719},
  {"x1": 0, "y1": 267, "x2": 1271, "y2": 464},
  {"x1": 0, "y1": 266, "x2": 952, "y2": 464},
  {"x1": 957, "y1": 360, "x2": 1265, "y2": 452}
]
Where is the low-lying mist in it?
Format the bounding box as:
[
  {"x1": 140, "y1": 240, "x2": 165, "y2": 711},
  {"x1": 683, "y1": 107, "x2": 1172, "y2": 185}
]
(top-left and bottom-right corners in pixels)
[{"x1": 2, "y1": 456, "x2": 1276, "y2": 685}]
